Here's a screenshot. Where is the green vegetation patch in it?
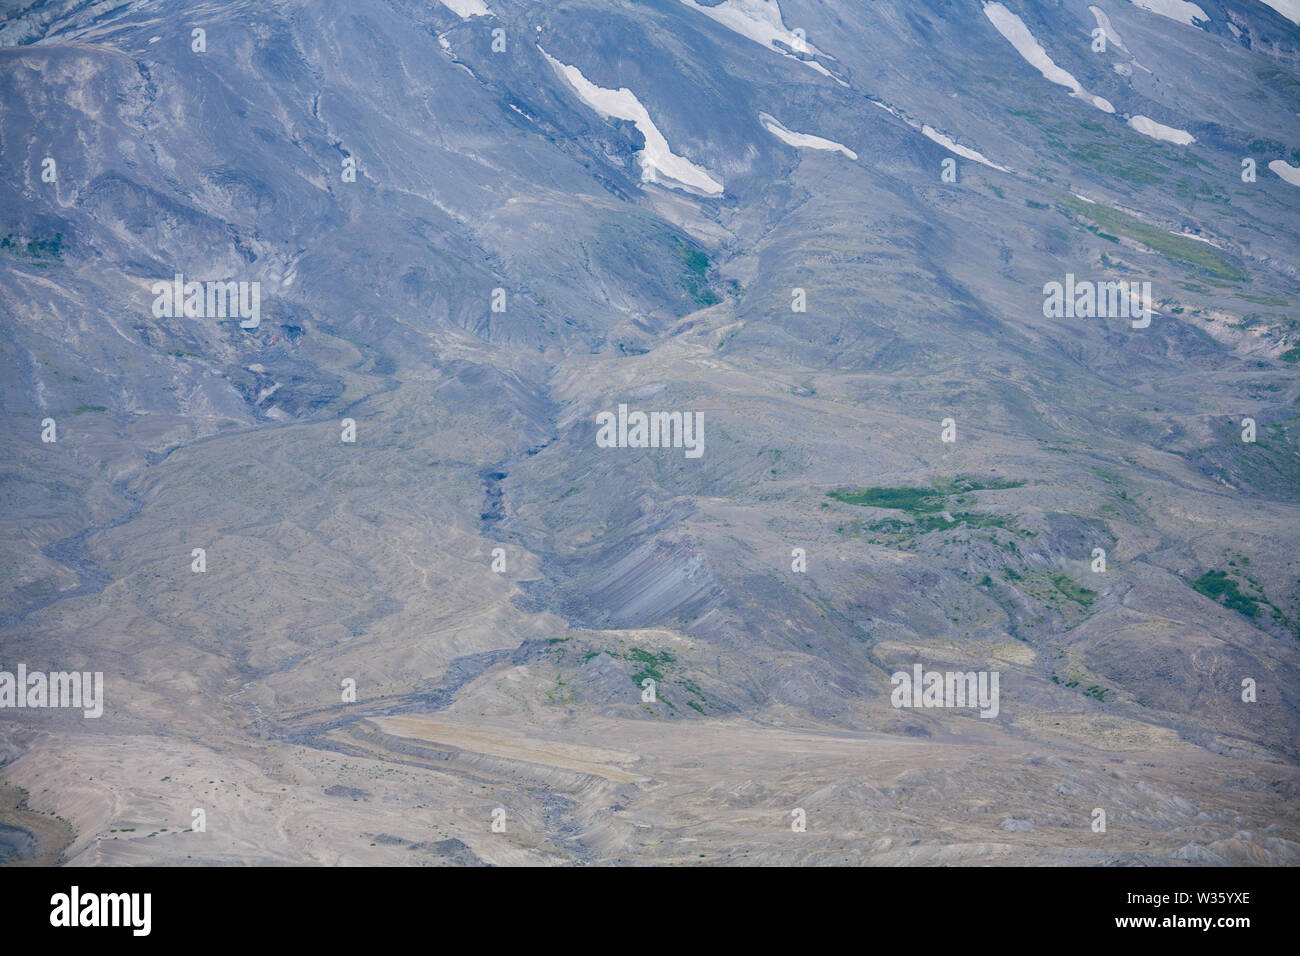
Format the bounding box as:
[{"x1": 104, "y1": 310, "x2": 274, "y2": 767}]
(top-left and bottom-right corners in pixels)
[
  {"x1": 829, "y1": 476, "x2": 1023, "y2": 513},
  {"x1": 626, "y1": 646, "x2": 675, "y2": 684},
  {"x1": 1236, "y1": 293, "x2": 1290, "y2": 308},
  {"x1": 1064, "y1": 200, "x2": 1245, "y2": 282},
  {"x1": 1192, "y1": 570, "x2": 1260, "y2": 618},
  {"x1": 828, "y1": 485, "x2": 946, "y2": 513},
  {"x1": 1051, "y1": 574, "x2": 1096, "y2": 607},
  {"x1": 2, "y1": 232, "x2": 64, "y2": 260},
  {"x1": 828, "y1": 476, "x2": 1026, "y2": 538},
  {"x1": 605, "y1": 645, "x2": 709, "y2": 712},
  {"x1": 672, "y1": 237, "x2": 721, "y2": 307}
]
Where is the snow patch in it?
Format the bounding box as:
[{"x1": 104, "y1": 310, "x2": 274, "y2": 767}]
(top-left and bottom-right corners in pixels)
[
  {"x1": 984, "y1": 4, "x2": 1115, "y2": 114},
  {"x1": 679, "y1": 0, "x2": 822, "y2": 54},
  {"x1": 438, "y1": 0, "x2": 491, "y2": 17},
  {"x1": 1089, "y1": 6, "x2": 1125, "y2": 49},
  {"x1": 677, "y1": 0, "x2": 846, "y2": 84},
  {"x1": 1269, "y1": 160, "x2": 1300, "y2": 187},
  {"x1": 921, "y1": 125, "x2": 1010, "y2": 172},
  {"x1": 1127, "y1": 0, "x2": 1209, "y2": 27},
  {"x1": 869, "y1": 98, "x2": 1009, "y2": 172},
  {"x1": 1127, "y1": 114, "x2": 1195, "y2": 145},
  {"x1": 542, "y1": 49, "x2": 723, "y2": 196},
  {"x1": 760, "y1": 113, "x2": 857, "y2": 159},
  {"x1": 1257, "y1": 0, "x2": 1300, "y2": 25},
  {"x1": 1092, "y1": 7, "x2": 1151, "y2": 73}
]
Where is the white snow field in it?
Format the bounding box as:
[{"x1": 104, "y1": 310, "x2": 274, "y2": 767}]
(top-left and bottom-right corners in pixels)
[
  {"x1": 1128, "y1": 115, "x2": 1196, "y2": 145},
  {"x1": 921, "y1": 125, "x2": 1011, "y2": 172},
  {"x1": 1128, "y1": 0, "x2": 1210, "y2": 26},
  {"x1": 438, "y1": 0, "x2": 490, "y2": 19},
  {"x1": 1257, "y1": 0, "x2": 1300, "y2": 25},
  {"x1": 983, "y1": 4, "x2": 1115, "y2": 114},
  {"x1": 1270, "y1": 160, "x2": 1300, "y2": 187},
  {"x1": 760, "y1": 113, "x2": 858, "y2": 159},
  {"x1": 542, "y1": 50, "x2": 725, "y2": 196}
]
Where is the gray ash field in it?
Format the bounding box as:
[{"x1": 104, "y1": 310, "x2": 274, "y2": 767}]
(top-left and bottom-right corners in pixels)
[{"x1": 0, "y1": 0, "x2": 1298, "y2": 865}]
